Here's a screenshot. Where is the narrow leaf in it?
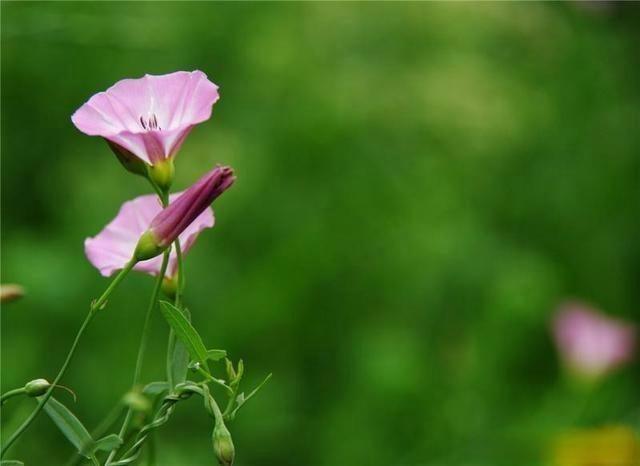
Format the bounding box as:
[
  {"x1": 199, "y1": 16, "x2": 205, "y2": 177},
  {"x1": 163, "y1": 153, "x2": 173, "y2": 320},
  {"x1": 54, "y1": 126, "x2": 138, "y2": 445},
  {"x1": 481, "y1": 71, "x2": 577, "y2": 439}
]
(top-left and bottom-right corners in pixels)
[
  {"x1": 207, "y1": 349, "x2": 227, "y2": 361},
  {"x1": 171, "y1": 308, "x2": 192, "y2": 387},
  {"x1": 38, "y1": 396, "x2": 95, "y2": 457},
  {"x1": 93, "y1": 434, "x2": 123, "y2": 452},
  {"x1": 159, "y1": 301, "x2": 209, "y2": 371}
]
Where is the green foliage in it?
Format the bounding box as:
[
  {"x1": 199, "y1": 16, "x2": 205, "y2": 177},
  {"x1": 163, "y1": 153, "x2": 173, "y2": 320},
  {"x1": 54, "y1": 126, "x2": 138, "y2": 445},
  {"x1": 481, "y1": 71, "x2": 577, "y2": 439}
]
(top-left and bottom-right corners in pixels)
[
  {"x1": 159, "y1": 301, "x2": 210, "y2": 372},
  {"x1": 2, "y1": 2, "x2": 639, "y2": 465}
]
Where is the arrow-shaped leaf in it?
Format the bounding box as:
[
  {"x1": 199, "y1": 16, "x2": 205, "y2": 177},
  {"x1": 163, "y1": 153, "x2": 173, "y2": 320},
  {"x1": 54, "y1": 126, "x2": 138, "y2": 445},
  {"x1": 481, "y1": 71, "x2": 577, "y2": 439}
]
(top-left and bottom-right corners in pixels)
[
  {"x1": 38, "y1": 396, "x2": 95, "y2": 457},
  {"x1": 171, "y1": 308, "x2": 192, "y2": 387},
  {"x1": 159, "y1": 301, "x2": 209, "y2": 372}
]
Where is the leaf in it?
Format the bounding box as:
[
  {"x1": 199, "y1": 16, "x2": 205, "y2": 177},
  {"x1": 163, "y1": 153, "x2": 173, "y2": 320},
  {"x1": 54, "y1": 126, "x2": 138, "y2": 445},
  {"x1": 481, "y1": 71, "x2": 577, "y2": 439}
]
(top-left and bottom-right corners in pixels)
[
  {"x1": 93, "y1": 434, "x2": 123, "y2": 452},
  {"x1": 171, "y1": 308, "x2": 192, "y2": 387},
  {"x1": 1, "y1": 461, "x2": 25, "y2": 465},
  {"x1": 207, "y1": 349, "x2": 227, "y2": 361},
  {"x1": 38, "y1": 396, "x2": 95, "y2": 457},
  {"x1": 159, "y1": 301, "x2": 209, "y2": 372},
  {"x1": 143, "y1": 381, "x2": 170, "y2": 396}
]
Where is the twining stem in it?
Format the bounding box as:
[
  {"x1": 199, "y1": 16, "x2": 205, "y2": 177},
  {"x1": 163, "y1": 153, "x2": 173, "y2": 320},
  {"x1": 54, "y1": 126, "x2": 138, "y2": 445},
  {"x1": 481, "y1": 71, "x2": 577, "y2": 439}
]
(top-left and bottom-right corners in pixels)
[
  {"x1": 0, "y1": 388, "x2": 26, "y2": 405},
  {"x1": 0, "y1": 260, "x2": 136, "y2": 458},
  {"x1": 105, "y1": 252, "x2": 170, "y2": 466}
]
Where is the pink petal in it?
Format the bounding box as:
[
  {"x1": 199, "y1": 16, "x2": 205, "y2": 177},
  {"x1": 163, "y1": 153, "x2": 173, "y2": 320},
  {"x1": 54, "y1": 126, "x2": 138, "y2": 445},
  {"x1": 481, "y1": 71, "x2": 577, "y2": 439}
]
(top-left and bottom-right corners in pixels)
[
  {"x1": 85, "y1": 192, "x2": 214, "y2": 277},
  {"x1": 72, "y1": 71, "x2": 219, "y2": 164},
  {"x1": 552, "y1": 301, "x2": 636, "y2": 378}
]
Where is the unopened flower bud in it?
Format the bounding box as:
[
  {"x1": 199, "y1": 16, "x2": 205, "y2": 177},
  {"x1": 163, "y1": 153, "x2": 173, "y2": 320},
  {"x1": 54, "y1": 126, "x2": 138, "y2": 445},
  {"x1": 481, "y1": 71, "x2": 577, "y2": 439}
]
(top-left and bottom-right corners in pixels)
[
  {"x1": 225, "y1": 359, "x2": 236, "y2": 381},
  {"x1": 212, "y1": 422, "x2": 235, "y2": 466},
  {"x1": 0, "y1": 284, "x2": 25, "y2": 303},
  {"x1": 148, "y1": 158, "x2": 175, "y2": 192},
  {"x1": 147, "y1": 165, "x2": 235, "y2": 250},
  {"x1": 123, "y1": 391, "x2": 152, "y2": 413},
  {"x1": 24, "y1": 378, "x2": 51, "y2": 397},
  {"x1": 161, "y1": 275, "x2": 178, "y2": 300}
]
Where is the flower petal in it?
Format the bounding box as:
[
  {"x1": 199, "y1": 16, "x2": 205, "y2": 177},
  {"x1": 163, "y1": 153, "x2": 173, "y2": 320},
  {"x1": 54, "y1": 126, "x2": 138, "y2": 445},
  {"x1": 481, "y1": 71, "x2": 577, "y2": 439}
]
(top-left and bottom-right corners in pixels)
[
  {"x1": 72, "y1": 71, "x2": 219, "y2": 164},
  {"x1": 85, "y1": 192, "x2": 214, "y2": 277}
]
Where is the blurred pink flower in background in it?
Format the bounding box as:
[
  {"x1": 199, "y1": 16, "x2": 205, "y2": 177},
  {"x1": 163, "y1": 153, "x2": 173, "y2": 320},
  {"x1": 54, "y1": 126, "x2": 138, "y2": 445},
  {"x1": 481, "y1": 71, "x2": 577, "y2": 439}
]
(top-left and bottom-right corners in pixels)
[
  {"x1": 552, "y1": 301, "x2": 636, "y2": 380},
  {"x1": 71, "y1": 71, "x2": 219, "y2": 166},
  {"x1": 85, "y1": 192, "x2": 214, "y2": 278}
]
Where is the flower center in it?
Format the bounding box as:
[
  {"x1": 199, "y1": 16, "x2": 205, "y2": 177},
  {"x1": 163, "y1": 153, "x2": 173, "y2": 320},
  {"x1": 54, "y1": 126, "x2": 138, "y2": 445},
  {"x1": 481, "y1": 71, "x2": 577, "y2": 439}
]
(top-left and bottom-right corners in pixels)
[{"x1": 139, "y1": 113, "x2": 161, "y2": 131}]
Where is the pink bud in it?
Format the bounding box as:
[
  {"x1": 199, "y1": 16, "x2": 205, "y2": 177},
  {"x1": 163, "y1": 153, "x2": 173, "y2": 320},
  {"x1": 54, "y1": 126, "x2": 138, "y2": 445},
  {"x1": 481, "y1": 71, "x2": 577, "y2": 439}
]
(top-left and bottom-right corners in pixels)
[{"x1": 135, "y1": 166, "x2": 235, "y2": 260}]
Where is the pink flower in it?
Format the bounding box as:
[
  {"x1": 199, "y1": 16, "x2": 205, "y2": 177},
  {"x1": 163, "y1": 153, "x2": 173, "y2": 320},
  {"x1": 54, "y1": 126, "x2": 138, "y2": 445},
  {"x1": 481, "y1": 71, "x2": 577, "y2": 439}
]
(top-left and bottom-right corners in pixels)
[
  {"x1": 71, "y1": 71, "x2": 219, "y2": 166},
  {"x1": 85, "y1": 193, "x2": 214, "y2": 278},
  {"x1": 552, "y1": 301, "x2": 636, "y2": 380}
]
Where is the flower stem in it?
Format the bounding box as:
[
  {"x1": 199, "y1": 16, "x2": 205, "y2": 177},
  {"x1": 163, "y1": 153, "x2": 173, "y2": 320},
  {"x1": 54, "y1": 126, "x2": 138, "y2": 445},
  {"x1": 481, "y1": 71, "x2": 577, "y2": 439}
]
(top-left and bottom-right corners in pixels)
[
  {"x1": 165, "y1": 239, "x2": 185, "y2": 389},
  {"x1": 0, "y1": 260, "x2": 135, "y2": 458},
  {"x1": 0, "y1": 388, "x2": 26, "y2": 405},
  {"x1": 105, "y1": 252, "x2": 169, "y2": 466},
  {"x1": 174, "y1": 239, "x2": 185, "y2": 307}
]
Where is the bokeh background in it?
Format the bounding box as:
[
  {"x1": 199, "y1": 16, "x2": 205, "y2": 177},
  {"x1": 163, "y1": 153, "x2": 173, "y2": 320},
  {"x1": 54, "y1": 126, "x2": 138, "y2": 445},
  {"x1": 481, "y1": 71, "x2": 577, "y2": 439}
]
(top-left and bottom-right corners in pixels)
[{"x1": 2, "y1": 2, "x2": 640, "y2": 465}]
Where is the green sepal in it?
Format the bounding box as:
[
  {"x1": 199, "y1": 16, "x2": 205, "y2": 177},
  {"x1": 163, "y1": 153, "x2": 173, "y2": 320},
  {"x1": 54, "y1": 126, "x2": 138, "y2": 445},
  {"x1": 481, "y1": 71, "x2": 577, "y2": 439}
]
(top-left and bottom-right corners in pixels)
[
  {"x1": 148, "y1": 158, "x2": 175, "y2": 192},
  {"x1": 134, "y1": 230, "x2": 164, "y2": 261}
]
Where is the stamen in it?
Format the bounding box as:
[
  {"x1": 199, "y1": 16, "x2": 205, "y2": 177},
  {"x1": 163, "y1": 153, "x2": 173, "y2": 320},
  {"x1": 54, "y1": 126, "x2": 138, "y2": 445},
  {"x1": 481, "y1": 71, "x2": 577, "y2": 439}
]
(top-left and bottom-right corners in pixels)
[{"x1": 139, "y1": 113, "x2": 161, "y2": 131}]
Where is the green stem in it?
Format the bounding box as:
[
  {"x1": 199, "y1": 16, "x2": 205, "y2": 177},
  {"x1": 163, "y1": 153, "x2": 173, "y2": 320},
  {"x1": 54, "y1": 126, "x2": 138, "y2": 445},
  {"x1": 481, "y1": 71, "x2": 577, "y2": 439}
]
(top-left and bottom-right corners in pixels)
[
  {"x1": 223, "y1": 386, "x2": 238, "y2": 419},
  {"x1": 173, "y1": 239, "x2": 184, "y2": 307},
  {"x1": 0, "y1": 260, "x2": 135, "y2": 458},
  {"x1": 105, "y1": 252, "x2": 169, "y2": 466},
  {"x1": 0, "y1": 388, "x2": 26, "y2": 405},
  {"x1": 166, "y1": 239, "x2": 185, "y2": 389}
]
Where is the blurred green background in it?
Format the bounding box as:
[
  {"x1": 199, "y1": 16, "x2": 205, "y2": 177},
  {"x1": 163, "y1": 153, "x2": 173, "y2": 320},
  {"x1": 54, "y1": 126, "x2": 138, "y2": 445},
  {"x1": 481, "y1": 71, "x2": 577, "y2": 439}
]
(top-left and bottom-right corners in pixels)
[{"x1": 2, "y1": 2, "x2": 640, "y2": 465}]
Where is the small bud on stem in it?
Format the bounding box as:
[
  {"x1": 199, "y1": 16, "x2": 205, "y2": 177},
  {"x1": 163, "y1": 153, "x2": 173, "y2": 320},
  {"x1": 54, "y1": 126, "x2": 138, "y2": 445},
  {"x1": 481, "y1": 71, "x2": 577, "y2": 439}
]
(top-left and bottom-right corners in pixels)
[
  {"x1": 212, "y1": 421, "x2": 235, "y2": 466},
  {"x1": 24, "y1": 379, "x2": 51, "y2": 397}
]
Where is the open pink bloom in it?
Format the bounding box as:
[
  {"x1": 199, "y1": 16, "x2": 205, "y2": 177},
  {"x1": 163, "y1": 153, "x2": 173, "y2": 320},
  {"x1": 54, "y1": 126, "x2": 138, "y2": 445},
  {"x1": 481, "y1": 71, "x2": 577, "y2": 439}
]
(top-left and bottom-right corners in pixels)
[
  {"x1": 85, "y1": 193, "x2": 214, "y2": 278},
  {"x1": 71, "y1": 71, "x2": 219, "y2": 166},
  {"x1": 552, "y1": 302, "x2": 636, "y2": 379}
]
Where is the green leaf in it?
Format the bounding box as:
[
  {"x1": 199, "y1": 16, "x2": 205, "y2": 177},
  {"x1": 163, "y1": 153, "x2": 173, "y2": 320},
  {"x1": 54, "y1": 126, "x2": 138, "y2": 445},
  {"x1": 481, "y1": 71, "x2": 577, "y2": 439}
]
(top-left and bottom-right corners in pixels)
[
  {"x1": 143, "y1": 381, "x2": 170, "y2": 396},
  {"x1": 1, "y1": 461, "x2": 25, "y2": 465},
  {"x1": 38, "y1": 396, "x2": 95, "y2": 457},
  {"x1": 171, "y1": 308, "x2": 192, "y2": 387},
  {"x1": 207, "y1": 349, "x2": 227, "y2": 361},
  {"x1": 93, "y1": 434, "x2": 123, "y2": 452},
  {"x1": 159, "y1": 301, "x2": 209, "y2": 372}
]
